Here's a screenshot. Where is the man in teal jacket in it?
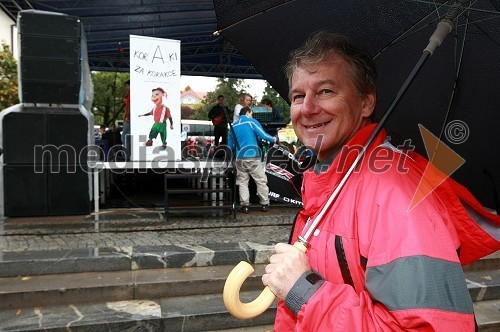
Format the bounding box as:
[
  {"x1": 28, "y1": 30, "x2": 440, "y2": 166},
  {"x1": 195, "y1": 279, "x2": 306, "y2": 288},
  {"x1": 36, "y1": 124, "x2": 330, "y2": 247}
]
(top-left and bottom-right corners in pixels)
[{"x1": 228, "y1": 106, "x2": 277, "y2": 213}]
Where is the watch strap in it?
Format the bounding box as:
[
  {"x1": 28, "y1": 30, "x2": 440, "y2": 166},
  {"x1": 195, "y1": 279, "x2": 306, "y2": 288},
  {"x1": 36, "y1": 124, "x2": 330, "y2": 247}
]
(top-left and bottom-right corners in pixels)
[{"x1": 285, "y1": 270, "x2": 325, "y2": 315}]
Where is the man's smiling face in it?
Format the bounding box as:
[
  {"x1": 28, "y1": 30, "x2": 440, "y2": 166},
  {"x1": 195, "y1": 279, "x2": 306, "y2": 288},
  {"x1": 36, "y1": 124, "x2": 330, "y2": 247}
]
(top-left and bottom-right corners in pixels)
[{"x1": 289, "y1": 53, "x2": 375, "y2": 160}]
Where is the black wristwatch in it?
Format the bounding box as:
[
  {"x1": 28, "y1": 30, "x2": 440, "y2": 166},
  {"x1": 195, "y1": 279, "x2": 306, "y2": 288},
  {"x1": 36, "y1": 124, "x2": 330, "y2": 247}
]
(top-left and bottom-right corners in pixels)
[{"x1": 305, "y1": 270, "x2": 324, "y2": 285}]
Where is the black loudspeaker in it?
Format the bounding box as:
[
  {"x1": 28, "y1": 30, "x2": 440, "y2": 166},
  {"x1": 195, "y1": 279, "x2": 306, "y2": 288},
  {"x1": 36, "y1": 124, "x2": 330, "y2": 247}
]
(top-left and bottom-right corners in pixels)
[
  {"x1": 18, "y1": 10, "x2": 81, "y2": 104},
  {"x1": 4, "y1": 165, "x2": 48, "y2": 216},
  {"x1": 2, "y1": 106, "x2": 91, "y2": 216},
  {"x1": 4, "y1": 165, "x2": 90, "y2": 217},
  {"x1": 48, "y1": 166, "x2": 90, "y2": 216},
  {"x1": 2, "y1": 107, "x2": 89, "y2": 165},
  {"x1": 47, "y1": 110, "x2": 89, "y2": 165},
  {"x1": 2, "y1": 109, "x2": 46, "y2": 164},
  {"x1": 19, "y1": 11, "x2": 80, "y2": 38}
]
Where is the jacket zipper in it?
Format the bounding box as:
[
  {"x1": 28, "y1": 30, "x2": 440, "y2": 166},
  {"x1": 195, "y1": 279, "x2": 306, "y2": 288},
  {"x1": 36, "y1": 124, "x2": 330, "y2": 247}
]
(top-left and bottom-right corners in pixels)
[{"x1": 335, "y1": 235, "x2": 355, "y2": 289}]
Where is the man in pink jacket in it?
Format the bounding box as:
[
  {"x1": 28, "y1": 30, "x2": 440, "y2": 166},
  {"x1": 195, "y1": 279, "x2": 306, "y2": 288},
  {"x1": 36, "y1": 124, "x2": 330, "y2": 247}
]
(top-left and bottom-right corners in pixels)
[{"x1": 263, "y1": 31, "x2": 500, "y2": 331}]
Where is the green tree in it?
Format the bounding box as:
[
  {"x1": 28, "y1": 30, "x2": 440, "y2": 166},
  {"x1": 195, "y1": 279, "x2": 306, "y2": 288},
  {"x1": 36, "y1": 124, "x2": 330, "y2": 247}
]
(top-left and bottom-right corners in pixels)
[
  {"x1": 91, "y1": 71, "x2": 129, "y2": 126},
  {"x1": 181, "y1": 105, "x2": 197, "y2": 119},
  {"x1": 190, "y1": 78, "x2": 250, "y2": 120},
  {"x1": 0, "y1": 43, "x2": 19, "y2": 110},
  {"x1": 261, "y1": 82, "x2": 291, "y2": 124}
]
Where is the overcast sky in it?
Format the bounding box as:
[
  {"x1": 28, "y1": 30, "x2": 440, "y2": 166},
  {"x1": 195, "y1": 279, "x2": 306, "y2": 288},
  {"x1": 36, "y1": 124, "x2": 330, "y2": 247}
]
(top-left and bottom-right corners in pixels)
[{"x1": 180, "y1": 75, "x2": 267, "y2": 100}]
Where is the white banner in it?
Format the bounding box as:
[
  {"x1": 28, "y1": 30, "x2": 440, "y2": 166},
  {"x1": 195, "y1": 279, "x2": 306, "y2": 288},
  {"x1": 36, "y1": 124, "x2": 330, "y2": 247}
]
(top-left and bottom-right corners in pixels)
[{"x1": 129, "y1": 35, "x2": 181, "y2": 161}]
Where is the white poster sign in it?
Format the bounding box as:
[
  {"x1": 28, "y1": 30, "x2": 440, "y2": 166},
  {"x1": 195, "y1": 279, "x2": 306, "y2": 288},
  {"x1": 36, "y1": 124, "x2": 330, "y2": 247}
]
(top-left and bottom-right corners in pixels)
[{"x1": 129, "y1": 35, "x2": 181, "y2": 161}]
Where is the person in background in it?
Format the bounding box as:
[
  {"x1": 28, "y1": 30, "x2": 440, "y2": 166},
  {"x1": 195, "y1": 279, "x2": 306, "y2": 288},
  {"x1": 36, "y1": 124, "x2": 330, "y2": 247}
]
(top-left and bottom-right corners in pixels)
[
  {"x1": 121, "y1": 80, "x2": 131, "y2": 160},
  {"x1": 260, "y1": 98, "x2": 283, "y2": 136},
  {"x1": 98, "y1": 124, "x2": 106, "y2": 138},
  {"x1": 263, "y1": 30, "x2": 499, "y2": 331},
  {"x1": 102, "y1": 123, "x2": 120, "y2": 147},
  {"x1": 101, "y1": 123, "x2": 123, "y2": 160},
  {"x1": 194, "y1": 136, "x2": 208, "y2": 158},
  {"x1": 95, "y1": 124, "x2": 109, "y2": 161},
  {"x1": 233, "y1": 93, "x2": 252, "y2": 123},
  {"x1": 208, "y1": 94, "x2": 231, "y2": 146},
  {"x1": 228, "y1": 106, "x2": 277, "y2": 213}
]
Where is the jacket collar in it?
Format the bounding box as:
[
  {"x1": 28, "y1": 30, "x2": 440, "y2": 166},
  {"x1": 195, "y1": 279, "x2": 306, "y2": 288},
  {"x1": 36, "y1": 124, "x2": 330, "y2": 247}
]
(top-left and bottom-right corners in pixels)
[{"x1": 301, "y1": 123, "x2": 387, "y2": 217}]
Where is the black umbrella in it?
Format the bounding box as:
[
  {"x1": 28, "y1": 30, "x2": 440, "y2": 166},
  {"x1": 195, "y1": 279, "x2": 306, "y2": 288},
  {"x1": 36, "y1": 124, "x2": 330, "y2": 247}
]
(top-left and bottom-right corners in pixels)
[{"x1": 214, "y1": 0, "x2": 500, "y2": 210}]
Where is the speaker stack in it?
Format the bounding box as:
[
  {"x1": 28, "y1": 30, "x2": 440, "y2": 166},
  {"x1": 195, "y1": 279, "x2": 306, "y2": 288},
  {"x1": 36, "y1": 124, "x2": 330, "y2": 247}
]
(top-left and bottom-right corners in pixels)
[
  {"x1": 19, "y1": 10, "x2": 82, "y2": 104},
  {"x1": 1, "y1": 10, "x2": 93, "y2": 217}
]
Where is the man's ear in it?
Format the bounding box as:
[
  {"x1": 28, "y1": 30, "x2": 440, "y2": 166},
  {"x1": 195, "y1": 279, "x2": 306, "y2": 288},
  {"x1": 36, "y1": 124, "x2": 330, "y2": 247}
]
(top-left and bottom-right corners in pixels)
[{"x1": 361, "y1": 91, "x2": 376, "y2": 118}]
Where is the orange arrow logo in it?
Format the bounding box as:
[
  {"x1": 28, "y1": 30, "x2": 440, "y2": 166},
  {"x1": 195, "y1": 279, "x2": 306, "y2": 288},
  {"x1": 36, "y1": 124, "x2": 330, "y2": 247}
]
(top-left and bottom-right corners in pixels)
[{"x1": 409, "y1": 124, "x2": 465, "y2": 210}]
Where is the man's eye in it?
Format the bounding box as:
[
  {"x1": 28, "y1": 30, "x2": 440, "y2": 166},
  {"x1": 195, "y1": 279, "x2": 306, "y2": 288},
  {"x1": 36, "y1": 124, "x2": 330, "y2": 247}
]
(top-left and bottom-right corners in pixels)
[
  {"x1": 292, "y1": 95, "x2": 304, "y2": 102},
  {"x1": 317, "y1": 89, "x2": 333, "y2": 99}
]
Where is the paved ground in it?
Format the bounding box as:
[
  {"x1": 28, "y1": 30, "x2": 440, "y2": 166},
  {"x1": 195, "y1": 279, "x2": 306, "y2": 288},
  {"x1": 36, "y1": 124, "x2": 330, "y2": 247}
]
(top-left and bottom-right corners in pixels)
[{"x1": 0, "y1": 204, "x2": 299, "y2": 254}]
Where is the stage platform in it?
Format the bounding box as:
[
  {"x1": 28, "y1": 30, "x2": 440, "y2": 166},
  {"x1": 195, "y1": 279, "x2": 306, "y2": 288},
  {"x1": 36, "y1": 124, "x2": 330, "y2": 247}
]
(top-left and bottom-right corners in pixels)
[{"x1": 91, "y1": 159, "x2": 232, "y2": 214}]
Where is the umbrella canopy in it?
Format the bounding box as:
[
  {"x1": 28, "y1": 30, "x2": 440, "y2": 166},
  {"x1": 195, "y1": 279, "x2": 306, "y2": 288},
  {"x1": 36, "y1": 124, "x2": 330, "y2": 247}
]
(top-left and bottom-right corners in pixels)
[{"x1": 214, "y1": 0, "x2": 500, "y2": 209}]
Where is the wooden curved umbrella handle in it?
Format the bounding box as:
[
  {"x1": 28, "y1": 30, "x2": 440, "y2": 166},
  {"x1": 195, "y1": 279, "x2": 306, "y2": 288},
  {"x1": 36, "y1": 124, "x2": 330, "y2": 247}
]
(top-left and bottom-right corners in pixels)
[
  {"x1": 223, "y1": 261, "x2": 275, "y2": 319},
  {"x1": 223, "y1": 241, "x2": 308, "y2": 319}
]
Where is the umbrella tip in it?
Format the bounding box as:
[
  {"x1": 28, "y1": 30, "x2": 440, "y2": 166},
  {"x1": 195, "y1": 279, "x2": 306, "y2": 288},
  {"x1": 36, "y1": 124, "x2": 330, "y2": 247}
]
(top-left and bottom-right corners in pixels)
[{"x1": 213, "y1": 30, "x2": 222, "y2": 36}]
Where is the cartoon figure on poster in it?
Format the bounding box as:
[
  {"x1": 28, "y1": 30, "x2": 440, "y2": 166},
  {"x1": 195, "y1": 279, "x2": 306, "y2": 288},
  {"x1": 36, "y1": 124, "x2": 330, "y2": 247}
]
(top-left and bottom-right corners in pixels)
[{"x1": 138, "y1": 87, "x2": 174, "y2": 150}]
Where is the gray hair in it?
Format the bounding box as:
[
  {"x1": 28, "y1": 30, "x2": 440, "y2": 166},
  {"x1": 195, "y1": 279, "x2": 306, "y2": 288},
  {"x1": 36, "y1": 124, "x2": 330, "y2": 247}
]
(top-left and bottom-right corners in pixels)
[{"x1": 285, "y1": 30, "x2": 377, "y2": 99}]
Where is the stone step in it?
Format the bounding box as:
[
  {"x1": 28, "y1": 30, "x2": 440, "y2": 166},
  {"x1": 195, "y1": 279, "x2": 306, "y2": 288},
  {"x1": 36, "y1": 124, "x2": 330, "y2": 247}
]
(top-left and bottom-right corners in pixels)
[
  {"x1": 1, "y1": 261, "x2": 499, "y2": 311},
  {"x1": 1, "y1": 240, "x2": 496, "y2": 279},
  {"x1": 0, "y1": 290, "x2": 497, "y2": 331},
  {"x1": 206, "y1": 327, "x2": 273, "y2": 332},
  {"x1": 466, "y1": 268, "x2": 500, "y2": 302},
  {"x1": 463, "y1": 251, "x2": 500, "y2": 272},
  {"x1": 0, "y1": 265, "x2": 266, "y2": 310},
  {"x1": 0, "y1": 290, "x2": 278, "y2": 332},
  {"x1": 0, "y1": 206, "x2": 297, "y2": 235},
  {"x1": 0, "y1": 242, "x2": 276, "y2": 277},
  {"x1": 474, "y1": 299, "x2": 500, "y2": 332},
  {"x1": 206, "y1": 325, "x2": 274, "y2": 332}
]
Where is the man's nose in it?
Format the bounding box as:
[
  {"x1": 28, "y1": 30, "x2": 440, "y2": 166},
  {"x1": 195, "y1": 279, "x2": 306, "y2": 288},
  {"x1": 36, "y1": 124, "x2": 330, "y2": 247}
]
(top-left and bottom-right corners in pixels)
[{"x1": 301, "y1": 95, "x2": 321, "y2": 116}]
